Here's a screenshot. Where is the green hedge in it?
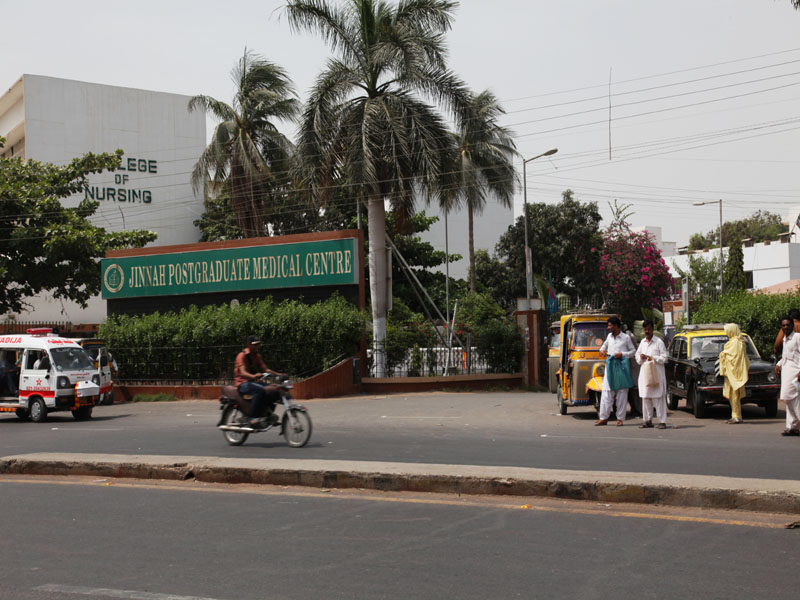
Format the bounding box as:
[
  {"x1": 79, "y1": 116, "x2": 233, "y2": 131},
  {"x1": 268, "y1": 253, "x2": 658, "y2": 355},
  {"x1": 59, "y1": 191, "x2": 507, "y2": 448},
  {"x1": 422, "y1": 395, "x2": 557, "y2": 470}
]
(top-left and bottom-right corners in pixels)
[
  {"x1": 99, "y1": 296, "x2": 365, "y2": 382},
  {"x1": 691, "y1": 290, "x2": 799, "y2": 357}
]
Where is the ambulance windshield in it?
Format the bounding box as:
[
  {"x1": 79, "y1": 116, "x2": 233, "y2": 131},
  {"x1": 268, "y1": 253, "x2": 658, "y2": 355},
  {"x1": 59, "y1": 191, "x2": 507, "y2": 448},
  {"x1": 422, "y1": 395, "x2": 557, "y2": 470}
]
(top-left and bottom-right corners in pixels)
[{"x1": 51, "y1": 347, "x2": 95, "y2": 371}]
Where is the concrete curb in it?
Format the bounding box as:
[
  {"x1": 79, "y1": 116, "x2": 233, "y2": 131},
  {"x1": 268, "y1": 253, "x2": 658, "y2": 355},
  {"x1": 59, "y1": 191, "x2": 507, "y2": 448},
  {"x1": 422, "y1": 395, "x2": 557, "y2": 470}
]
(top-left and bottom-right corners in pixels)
[{"x1": 3, "y1": 453, "x2": 800, "y2": 515}]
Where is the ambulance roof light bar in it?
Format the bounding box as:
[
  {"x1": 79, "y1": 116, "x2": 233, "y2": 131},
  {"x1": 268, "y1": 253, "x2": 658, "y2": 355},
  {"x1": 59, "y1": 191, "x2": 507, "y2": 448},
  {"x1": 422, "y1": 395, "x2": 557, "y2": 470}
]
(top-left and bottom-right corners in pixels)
[{"x1": 26, "y1": 328, "x2": 54, "y2": 336}]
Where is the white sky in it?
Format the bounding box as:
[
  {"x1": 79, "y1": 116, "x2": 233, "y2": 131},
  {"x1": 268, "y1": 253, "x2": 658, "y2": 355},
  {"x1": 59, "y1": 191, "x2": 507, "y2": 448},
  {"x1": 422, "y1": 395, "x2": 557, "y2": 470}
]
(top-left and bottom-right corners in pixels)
[{"x1": 2, "y1": 0, "x2": 799, "y2": 248}]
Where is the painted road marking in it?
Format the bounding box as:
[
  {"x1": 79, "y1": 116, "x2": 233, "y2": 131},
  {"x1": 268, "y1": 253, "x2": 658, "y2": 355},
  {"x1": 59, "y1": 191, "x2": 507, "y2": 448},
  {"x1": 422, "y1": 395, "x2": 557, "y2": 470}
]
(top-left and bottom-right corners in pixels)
[
  {"x1": 35, "y1": 583, "x2": 223, "y2": 599},
  {"x1": 380, "y1": 415, "x2": 461, "y2": 419}
]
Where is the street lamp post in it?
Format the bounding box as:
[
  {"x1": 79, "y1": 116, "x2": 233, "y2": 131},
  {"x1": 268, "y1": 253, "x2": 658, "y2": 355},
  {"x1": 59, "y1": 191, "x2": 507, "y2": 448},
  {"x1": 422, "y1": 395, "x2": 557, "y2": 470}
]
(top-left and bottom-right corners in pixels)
[
  {"x1": 693, "y1": 199, "x2": 723, "y2": 294},
  {"x1": 522, "y1": 148, "x2": 558, "y2": 310}
]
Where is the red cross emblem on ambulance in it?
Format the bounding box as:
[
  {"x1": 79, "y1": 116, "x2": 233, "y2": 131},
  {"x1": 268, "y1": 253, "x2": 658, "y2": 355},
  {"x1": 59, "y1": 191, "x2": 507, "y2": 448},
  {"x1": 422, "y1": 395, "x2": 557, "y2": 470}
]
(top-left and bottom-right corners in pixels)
[{"x1": 36, "y1": 378, "x2": 42, "y2": 386}]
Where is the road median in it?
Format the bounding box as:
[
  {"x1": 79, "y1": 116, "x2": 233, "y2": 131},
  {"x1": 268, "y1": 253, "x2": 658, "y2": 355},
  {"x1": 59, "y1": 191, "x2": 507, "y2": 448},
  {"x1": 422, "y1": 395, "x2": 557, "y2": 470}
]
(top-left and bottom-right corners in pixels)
[{"x1": 2, "y1": 452, "x2": 800, "y2": 515}]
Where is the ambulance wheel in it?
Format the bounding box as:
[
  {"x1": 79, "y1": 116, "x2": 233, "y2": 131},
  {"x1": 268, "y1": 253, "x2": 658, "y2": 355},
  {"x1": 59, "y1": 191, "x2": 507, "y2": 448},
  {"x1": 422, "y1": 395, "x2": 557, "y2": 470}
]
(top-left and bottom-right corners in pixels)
[
  {"x1": 29, "y1": 398, "x2": 47, "y2": 423},
  {"x1": 73, "y1": 406, "x2": 93, "y2": 421},
  {"x1": 15, "y1": 408, "x2": 28, "y2": 420},
  {"x1": 556, "y1": 384, "x2": 567, "y2": 415}
]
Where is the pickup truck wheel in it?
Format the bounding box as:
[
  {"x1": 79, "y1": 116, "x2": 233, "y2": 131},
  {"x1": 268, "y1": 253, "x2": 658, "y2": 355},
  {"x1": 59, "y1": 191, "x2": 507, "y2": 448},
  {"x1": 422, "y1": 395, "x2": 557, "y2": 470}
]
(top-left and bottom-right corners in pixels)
[
  {"x1": 690, "y1": 383, "x2": 706, "y2": 419},
  {"x1": 764, "y1": 397, "x2": 778, "y2": 418},
  {"x1": 29, "y1": 398, "x2": 47, "y2": 423},
  {"x1": 668, "y1": 393, "x2": 679, "y2": 411},
  {"x1": 556, "y1": 384, "x2": 568, "y2": 415}
]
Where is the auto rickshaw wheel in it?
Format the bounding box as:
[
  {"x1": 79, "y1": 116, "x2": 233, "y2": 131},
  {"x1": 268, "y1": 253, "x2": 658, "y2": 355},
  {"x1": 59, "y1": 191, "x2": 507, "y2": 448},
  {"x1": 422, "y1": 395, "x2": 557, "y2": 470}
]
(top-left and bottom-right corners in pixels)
[
  {"x1": 592, "y1": 390, "x2": 601, "y2": 417},
  {"x1": 556, "y1": 384, "x2": 567, "y2": 415},
  {"x1": 630, "y1": 391, "x2": 642, "y2": 416}
]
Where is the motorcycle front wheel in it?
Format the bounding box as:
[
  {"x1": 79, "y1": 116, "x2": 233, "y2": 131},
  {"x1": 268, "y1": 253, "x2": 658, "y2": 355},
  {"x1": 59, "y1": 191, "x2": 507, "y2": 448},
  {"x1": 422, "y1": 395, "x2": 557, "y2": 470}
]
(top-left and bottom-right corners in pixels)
[
  {"x1": 282, "y1": 408, "x2": 312, "y2": 448},
  {"x1": 222, "y1": 406, "x2": 249, "y2": 446}
]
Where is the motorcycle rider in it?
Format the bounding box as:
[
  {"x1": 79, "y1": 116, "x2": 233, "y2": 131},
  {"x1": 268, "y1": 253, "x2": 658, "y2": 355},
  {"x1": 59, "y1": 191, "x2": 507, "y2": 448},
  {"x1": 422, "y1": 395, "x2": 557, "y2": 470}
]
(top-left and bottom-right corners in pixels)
[{"x1": 234, "y1": 335, "x2": 283, "y2": 428}]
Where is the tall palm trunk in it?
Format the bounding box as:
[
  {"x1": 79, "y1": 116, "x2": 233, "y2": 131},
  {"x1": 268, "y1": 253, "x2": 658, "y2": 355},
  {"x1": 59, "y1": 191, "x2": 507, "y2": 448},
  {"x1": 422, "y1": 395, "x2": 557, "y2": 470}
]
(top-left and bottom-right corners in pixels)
[
  {"x1": 367, "y1": 194, "x2": 387, "y2": 377},
  {"x1": 468, "y1": 198, "x2": 476, "y2": 292}
]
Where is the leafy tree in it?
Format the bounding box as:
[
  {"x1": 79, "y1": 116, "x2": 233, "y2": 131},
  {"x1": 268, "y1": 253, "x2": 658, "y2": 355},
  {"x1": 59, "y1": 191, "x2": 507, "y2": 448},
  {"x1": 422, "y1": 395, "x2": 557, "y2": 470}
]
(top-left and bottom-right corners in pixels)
[
  {"x1": 688, "y1": 210, "x2": 788, "y2": 250},
  {"x1": 193, "y1": 183, "x2": 244, "y2": 241},
  {"x1": 287, "y1": 0, "x2": 471, "y2": 376},
  {"x1": 673, "y1": 253, "x2": 721, "y2": 300},
  {"x1": 598, "y1": 217, "x2": 674, "y2": 326},
  {"x1": 386, "y1": 211, "x2": 466, "y2": 317},
  {"x1": 189, "y1": 50, "x2": 299, "y2": 237},
  {"x1": 0, "y1": 138, "x2": 156, "y2": 313},
  {"x1": 495, "y1": 189, "x2": 603, "y2": 301},
  {"x1": 723, "y1": 238, "x2": 746, "y2": 292},
  {"x1": 474, "y1": 249, "x2": 517, "y2": 310},
  {"x1": 447, "y1": 90, "x2": 517, "y2": 291}
]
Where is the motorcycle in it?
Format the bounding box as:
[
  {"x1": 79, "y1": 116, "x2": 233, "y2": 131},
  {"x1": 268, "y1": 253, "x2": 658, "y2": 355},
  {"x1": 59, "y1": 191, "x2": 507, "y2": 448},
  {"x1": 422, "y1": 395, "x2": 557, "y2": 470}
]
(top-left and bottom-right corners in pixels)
[{"x1": 217, "y1": 374, "x2": 312, "y2": 447}]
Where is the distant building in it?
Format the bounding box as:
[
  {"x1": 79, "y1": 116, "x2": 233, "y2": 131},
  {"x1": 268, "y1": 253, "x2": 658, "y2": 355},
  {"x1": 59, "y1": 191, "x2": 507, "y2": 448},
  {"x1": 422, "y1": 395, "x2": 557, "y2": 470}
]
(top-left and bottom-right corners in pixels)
[
  {"x1": 0, "y1": 74, "x2": 206, "y2": 324},
  {"x1": 633, "y1": 225, "x2": 677, "y2": 258},
  {"x1": 418, "y1": 199, "x2": 514, "y2": 281},
  {"x1": 668, "y1": 234, "x2": 800, "y2": 291}
]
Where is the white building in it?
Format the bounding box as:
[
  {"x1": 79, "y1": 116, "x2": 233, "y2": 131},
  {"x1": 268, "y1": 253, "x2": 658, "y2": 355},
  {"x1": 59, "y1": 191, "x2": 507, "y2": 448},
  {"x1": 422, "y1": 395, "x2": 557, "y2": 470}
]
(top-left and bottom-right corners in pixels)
[
  {"x1": 633, "y1": 225, "x2": 677, "y2": 258},
  {"x1": 0, "y1": 74, "x2": 206, "y2": 323},
  {"x1": 668, "y1": 234, "x2": 800, "y2": 290}
]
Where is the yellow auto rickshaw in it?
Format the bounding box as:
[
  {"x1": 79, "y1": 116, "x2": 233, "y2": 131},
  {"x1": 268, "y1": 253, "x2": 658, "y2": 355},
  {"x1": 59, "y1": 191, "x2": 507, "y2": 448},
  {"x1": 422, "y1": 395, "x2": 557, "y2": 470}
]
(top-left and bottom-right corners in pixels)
[
  {"x1": 547, "y1": 321, "x2": 561, "y2": 393},
  {"x1": 555, "y1": 312, "x2": 615, "y2": 415}
]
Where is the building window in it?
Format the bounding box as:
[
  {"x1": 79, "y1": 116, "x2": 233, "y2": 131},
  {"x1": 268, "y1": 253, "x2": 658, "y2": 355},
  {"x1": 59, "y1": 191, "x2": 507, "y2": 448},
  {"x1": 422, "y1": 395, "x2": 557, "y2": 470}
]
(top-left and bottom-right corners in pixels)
[{"x1": 745, "y1": 271, "x2": 753, "y2": 289}]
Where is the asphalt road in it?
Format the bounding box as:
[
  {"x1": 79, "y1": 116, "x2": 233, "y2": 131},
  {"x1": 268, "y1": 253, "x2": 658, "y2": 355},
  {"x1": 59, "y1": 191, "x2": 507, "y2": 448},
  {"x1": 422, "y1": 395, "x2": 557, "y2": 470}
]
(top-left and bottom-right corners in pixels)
[
  {"x1": 2, "y1": 391, "x2": 797, "y2": 481},
  {"x1": 1, "y1": 477, "x2": 797, "y2": 600}
]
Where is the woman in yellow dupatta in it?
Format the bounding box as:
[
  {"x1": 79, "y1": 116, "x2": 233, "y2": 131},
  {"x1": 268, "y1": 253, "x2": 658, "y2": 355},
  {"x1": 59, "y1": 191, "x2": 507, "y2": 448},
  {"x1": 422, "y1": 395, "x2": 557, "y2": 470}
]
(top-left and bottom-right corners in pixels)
[{"x1": 718, "y1": 323, "x2": 750, "y2": 424}]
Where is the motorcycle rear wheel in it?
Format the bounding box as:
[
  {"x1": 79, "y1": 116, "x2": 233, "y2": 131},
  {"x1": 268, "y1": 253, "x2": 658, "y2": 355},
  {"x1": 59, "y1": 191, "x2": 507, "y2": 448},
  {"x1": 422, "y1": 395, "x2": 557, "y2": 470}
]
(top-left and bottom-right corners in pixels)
[
  {"x1": 282, "y1": 408, "x2": 312, "y2": 448},
  {"x1": 222, "y1": 406, "x2": 249, "y2": 446}
]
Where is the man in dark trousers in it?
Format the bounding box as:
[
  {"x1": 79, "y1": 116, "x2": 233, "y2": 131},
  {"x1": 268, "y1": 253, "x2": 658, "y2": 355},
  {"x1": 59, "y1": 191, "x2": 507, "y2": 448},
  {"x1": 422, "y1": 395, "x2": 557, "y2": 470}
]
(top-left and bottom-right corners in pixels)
[{"x1": 234, "y1": 335, "x2": 283, "y2": 427}]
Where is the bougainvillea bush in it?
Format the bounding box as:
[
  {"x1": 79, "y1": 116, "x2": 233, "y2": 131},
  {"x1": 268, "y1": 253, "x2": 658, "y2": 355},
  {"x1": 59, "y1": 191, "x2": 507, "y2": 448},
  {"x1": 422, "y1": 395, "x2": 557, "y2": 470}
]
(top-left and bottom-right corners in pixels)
[{"x1": 597, "y1": 221, "x2": 675, "y2": 327}]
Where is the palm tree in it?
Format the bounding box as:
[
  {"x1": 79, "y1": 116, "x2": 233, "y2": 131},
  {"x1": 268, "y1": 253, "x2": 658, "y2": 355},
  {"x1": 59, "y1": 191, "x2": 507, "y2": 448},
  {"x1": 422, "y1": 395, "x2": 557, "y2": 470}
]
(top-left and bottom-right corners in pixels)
[
  {"x1": 286, "y1": 0, "x2": 471, "y2": 376},
  {"x1": 189, "y1": 50, "x2": 299, "y2": 237},
  {"x1": 448, "y1": 90, "x2": 517, "y2": 291}
]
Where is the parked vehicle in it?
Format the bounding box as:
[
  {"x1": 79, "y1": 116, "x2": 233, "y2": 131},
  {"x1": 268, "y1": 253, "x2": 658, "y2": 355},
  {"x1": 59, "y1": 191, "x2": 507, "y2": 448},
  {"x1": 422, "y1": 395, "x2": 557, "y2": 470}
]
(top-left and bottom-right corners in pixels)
[
  {"x1": 217, "y1": 374, "x2": 312, "y2": 447},
  {"x1": 547, "y1": 321, "x2": 561, "y2": 393},
  {"x1": 555, "y1": 312, "x2": 615, "y2": 415},
  {"x1": 76, "y1": 338, "x2": 114, "y2": 405},
  {"x1": 666, "y1": 324, "x2": 779, "y2": 418},
  {"x1": 0, "y1": 329, "x2": 101, "y2": 422}
]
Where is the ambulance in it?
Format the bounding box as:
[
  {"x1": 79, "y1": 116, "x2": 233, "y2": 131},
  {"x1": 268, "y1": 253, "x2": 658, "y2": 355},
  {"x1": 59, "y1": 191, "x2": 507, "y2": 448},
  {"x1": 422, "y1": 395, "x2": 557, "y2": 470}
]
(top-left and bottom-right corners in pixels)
[{"x1": 0, "y1": 329, "x2": 101, "y2": 423}]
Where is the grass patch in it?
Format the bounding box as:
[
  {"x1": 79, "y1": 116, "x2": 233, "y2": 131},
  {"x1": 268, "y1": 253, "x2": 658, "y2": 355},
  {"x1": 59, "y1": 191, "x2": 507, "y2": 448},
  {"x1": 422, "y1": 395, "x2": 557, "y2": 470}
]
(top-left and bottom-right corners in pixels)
[{"x1": 131, "y1": 393, "x2": 178, "y2": 403}]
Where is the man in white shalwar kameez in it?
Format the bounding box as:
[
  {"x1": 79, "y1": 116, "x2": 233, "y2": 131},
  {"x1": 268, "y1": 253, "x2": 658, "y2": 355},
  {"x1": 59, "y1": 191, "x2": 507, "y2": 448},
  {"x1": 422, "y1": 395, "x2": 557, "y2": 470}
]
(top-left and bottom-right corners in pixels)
[
  {"x1": 596, "y1": 316, "x2": 636, "y2": 426},
  {"x1": 776, "y1": 315, "x2": 800, "y2": 436},
  {"x1": 635, "y1": 320, "x2": 669, "y2": 429}
]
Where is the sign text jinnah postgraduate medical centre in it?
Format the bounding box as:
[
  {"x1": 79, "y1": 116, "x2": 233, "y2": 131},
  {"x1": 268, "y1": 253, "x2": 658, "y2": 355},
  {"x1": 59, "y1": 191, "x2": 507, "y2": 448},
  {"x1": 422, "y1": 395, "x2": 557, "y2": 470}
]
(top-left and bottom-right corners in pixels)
[{"x1": 101, "y1": 238, "x2": 358, "y2": 299}]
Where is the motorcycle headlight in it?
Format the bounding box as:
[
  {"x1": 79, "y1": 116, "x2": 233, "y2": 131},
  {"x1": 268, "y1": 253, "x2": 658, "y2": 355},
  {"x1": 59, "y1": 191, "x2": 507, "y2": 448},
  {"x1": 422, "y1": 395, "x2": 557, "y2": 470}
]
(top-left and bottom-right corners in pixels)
[
  {"x1": 705, "y1": 372, "x2": 718, "y2": 385},
  {"x1": 767, "y1": 371, "x2": 777, "y2": 383},
  {"x1": 57, "y1": 376, "x2": 71, "y2": 389}
]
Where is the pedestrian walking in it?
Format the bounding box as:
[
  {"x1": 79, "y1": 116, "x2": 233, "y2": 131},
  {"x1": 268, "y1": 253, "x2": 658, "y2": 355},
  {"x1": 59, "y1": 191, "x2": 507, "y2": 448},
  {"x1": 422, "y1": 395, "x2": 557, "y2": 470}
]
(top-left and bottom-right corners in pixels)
[
  {"x1": 775, "y1": 315, "x2": 800, "y2": 436},
  {"x1": 718, "y1": 323, "x2": 749, "y2": 424},
  {"x1": 635, "y1": 320, "x2": 668, "y2": 429},
  {"x1": 595, "y1": 316, "x2": 636, "y2": 426}
]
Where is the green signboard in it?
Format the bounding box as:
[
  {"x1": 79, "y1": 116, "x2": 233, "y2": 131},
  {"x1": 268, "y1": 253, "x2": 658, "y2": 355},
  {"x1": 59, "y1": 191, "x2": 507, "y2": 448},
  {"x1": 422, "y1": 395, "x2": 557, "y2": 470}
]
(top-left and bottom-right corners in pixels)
[{"x1": 101, "y1": 238, "x2": 359, "y2": 299}]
